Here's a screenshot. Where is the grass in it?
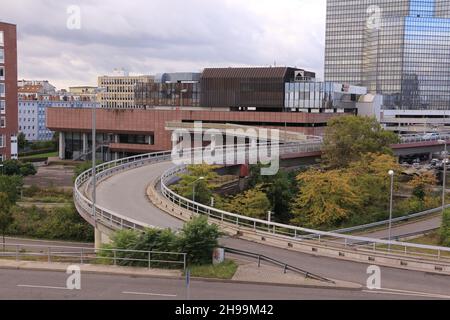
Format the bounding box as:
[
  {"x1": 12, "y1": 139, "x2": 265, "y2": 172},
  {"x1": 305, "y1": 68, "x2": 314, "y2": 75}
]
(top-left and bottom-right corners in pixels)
[
  {"x1": 20, "y1": 151, "x2": 58, "y2": 160},
  {"x1": 186, "y1": 260, "x2": 238, "y2": 280},
  {"x1": 408, "y1": 231, "x2": 442, "y2": 246}
]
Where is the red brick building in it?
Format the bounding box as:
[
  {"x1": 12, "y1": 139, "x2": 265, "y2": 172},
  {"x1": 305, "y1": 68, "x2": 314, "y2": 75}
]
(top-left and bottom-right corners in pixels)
[{"x1": 0, "y1": 22, "x2": 18, "y2": 161}]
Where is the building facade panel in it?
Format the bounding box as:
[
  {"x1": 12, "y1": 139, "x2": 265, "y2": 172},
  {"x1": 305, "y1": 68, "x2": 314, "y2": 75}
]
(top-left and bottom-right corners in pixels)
[{"x1": 0, "y1": 22, "x2": 18, "y2": 161}]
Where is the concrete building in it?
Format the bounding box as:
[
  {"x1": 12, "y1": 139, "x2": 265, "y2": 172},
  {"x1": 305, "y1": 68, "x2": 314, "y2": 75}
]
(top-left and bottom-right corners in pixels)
[
  {"x1": 19, "y1": 84, "x2": 96, "y2": 141},
  {"x1": 98, "y1": 70, "x2": 154, "y2": 109},
  {"x1": 47, "y1": 66, "x2": 382, "y2": 161},
  {"x1": 0, "y1": 22, "x2": 18, "y2": 161},
  {"x1": 325, "y1": 0, "x2": 450, "y2": 133}
]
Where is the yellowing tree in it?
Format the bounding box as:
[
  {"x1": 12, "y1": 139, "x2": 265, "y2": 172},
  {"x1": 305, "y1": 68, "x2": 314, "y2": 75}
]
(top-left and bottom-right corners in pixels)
[
  {"x1": 225, "y1": 186, "x2": 271, "y2": 220},
  {"x1": 291, "y1": 169, "x2": 363, "y2": 228},
  {"x1": 408, "y1": 172, "x2": 437, "y2": 202}
]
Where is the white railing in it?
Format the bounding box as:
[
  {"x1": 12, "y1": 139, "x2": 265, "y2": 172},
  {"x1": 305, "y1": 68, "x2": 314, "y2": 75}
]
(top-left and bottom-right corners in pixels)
[
  {"x1": 400, "y1": 132, "x2": 450, "y2": 144},
  {"x1": 74, "y1": 137, "x2": 450, "y2": 266},
  {"x1": 160, "y1": 165, "x2": 450, "y2": 264}
]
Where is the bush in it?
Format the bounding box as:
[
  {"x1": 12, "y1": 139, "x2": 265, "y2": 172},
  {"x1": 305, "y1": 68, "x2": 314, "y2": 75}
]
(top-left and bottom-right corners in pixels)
[
  {"x1": 1, "y1": 160, "x2": 36, "y2": 177},
  {"x1": 102, "y1": 216, "x2": 221, "y2": 268},
  {"x1": 7, "y1": 204, "x2": 94, "y2": 242},
  {"x1": 440, "y1": 209, "x2": 450, "y2": 247}
]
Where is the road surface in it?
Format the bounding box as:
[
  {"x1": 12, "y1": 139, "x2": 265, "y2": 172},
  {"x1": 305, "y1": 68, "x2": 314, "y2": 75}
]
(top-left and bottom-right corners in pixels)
[
  {"x1": 93, "y1": 162, "x2": 450, "y2": 298},
  {"x1": 0, "y1": 268, "x2": 447, "y2": 300}
]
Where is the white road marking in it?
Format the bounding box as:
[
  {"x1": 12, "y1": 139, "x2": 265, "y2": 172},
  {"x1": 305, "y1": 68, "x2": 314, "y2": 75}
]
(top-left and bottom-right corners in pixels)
[
  {"x1": 17, "y1": 285, "x2": 71, "y2": 291},
  {"x1": 363, "y1": 288, "x2": 450, "y2": 300},
  {"x1": 122, "y1": 291, "x2": 177, "y2": 297}
]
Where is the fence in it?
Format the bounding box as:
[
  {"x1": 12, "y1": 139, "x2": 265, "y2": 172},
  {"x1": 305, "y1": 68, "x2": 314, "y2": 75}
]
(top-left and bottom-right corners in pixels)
[{"x1": 0, "y1": 243, "x2": 187, "y2": 270}]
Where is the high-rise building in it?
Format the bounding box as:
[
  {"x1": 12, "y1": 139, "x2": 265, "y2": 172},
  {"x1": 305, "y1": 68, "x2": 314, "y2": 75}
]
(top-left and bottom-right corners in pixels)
[
  {"x1": 325, "y1": 0, "x2": 450, "y2": 113},
  {"x1": 98, "y1": 70, "x2": 154, "y2": 109},
  {"x1": 0, "y1": 22, "x2": 18, "y2": 161}
]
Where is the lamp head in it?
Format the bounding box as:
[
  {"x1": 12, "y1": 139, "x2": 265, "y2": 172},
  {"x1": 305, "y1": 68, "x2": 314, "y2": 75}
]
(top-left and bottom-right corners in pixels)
[{"x1": 388, "y1": 170, "x2": 394, "y2": 176}]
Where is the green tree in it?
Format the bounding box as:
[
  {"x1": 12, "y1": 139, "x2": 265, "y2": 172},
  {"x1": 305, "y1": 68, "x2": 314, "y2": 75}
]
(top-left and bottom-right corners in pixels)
[
  {"x1": 441, "y1": 209, "x2": 450, "y2": 247},
  {"x1": 178, "y1": 216, "x2": 221, "y2": 265},
  {"x1": 291, "y1": 169, "x2": 363, "y2": 228},
  {"x1": 171, "y1": 164, "x2": 219, "y2": 205},
  {"x1": 322, "y1": 116, "x2": 400, "y2": 169},
  {"x1": 224, "y1": 185, "x2": 271, "y2": 220},
  {"x1": 17, "y1": 132, "x2": 28, "y2": 151},
  {"x1": 0, "y1": 192, "x2": 13, "y2": 250},
  {"x1": 1, "y1": 160, "x2": 36, "y2": 177},
  {"x1": 0, "y1": 175, "x2": 23, "y2": 204},
  {"x1": 265, "y1": 171, "x2": 296, "y2": 223}
]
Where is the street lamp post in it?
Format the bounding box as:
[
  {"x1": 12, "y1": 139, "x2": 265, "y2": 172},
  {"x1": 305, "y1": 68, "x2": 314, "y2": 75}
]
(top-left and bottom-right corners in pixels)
[
  {"x1": 439, "y1": 139, "x2": 448, "y2": 217},
  {"x1": 267, "y1": 211, "x2": 272, "y2": 233},
  {"x1": 0, "y1": 164, "x2": 3, "y2": 175},
  {"x1": 91, "y1": 87, "x2": 106, "y2": 228},
  {"x1": 388, "y1": 170, "x2": 395, "y2": 251},
  {"x1": 191, "y1": 177, "x2": 205, "y2": 203}
]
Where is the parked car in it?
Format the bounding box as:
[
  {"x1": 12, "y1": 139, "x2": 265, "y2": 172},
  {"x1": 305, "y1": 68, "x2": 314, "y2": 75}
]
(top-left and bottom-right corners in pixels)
[{"x1": 423, "y1": 132, "x2": 440, "y2": 140}]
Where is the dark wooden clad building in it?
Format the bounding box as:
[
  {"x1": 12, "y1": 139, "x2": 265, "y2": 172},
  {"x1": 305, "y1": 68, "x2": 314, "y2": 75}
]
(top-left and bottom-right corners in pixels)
[{"x1": 200, "y1": 67, "x2": 315, "y2": 110}]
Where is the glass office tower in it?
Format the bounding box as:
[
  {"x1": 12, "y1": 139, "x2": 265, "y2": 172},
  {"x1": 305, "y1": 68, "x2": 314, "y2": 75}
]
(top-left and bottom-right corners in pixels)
[{"x1": 325, "y1": 0, "x2": 450, "y2": 110}]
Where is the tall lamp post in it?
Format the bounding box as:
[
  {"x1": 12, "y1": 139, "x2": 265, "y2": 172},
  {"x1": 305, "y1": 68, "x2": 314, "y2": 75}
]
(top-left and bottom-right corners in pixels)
[
  {"x1": 439, "y1": 139, "x2": 448, "y2": 216},
  {"x1": 91, "y1": 87, "x2": 107, "y2": 228},
  {"x1": 191, "y1": 177, "x2": 205, "y2": 203},
  {"x1": 388, "y1": 170, "x2": 395, "y2": 251}
]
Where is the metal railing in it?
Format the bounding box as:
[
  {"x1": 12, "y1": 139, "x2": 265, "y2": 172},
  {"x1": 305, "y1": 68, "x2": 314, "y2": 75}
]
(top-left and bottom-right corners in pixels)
[
  {"x1": 400, "y1": 132, "x2": 450, "y2": 144},
  {"x1": 332, "y1": 206, "x2": 446, "y2": 234},
  {"x1": 160, "y1": 165, "x2": 450, "y2": 264},
  {"x1": 73, "y1": 137, "x2": 450, "y2": 269},
  {"x1": 0, "y1": 243, "x2": 187, "y2": 270},
  {"x1": 74, "y1": 139, "x2": 323, "y2": 232},
  {"x1": 223, "y1": 247, "x2": 333, "y2": 283}
]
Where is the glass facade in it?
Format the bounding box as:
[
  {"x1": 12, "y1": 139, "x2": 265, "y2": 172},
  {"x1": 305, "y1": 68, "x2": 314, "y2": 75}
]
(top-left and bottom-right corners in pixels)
[{"x1": 325, "y1": 0, "x2": 450, "y2": 110}]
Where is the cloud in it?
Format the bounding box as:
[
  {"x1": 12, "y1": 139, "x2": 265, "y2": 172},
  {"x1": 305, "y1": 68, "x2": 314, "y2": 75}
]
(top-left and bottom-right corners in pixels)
[{"x1": 2, "y1": 0, "x2": 326, "y2": 89}]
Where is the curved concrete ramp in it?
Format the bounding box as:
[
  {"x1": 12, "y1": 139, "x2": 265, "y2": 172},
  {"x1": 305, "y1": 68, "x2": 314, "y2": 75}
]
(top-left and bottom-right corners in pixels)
[{"x1": 96, "y1": 161, "x2": 183, "y2": 230}]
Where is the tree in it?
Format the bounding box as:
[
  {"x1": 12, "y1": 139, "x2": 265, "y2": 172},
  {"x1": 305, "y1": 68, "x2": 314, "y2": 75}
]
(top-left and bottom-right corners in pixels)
[
  {"x1": 265, "y1": 170, "x2": 296, "y2": 223},
  {"x1": 178, "y1": 216, "x2": 221, "y2": 265},
  {"x1": 171, "y1": 164, "x2": 219, "y2": 205},
  {"x1": 440, "y1": 209, "x2": 450, "y2": 247},
  {"x1": 322, "y1": 116, "x2": 400, "y2": 169},
  {"x1": 0, "y1": 192, "x2": 13, "y2": 251},
  {"x1": 408, "y1": 172, "x2": 437, "y2": 202},
  {"x1": 224, "y1": 185, "x2": 271, "y2": 220},
  {"x1": 291, "y1": 169, "x2": 363, "y2": 228},
  {"x1": 1, "y1": 160, "x2": 36, "y2": 177},
  {"x1": 0, "y1": 175, "x2": 23, "y2": 204},
  {"x1": 17, "y1": 132, "x2": 27, "y2": 151},
  {"x1": 348, "y1": 153, "x2": 402, "y2": 210}
]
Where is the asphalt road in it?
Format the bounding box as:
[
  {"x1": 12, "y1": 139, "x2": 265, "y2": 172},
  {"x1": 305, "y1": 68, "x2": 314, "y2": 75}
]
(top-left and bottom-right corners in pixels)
[
  {"x1": 0, "y1": 268, "x2": 445, "y2": 300},
  {"x1": 96, "y1": 162, "x2": 183, "y2": 230},
  {"x1": 91, "y1": 162, "x2": 450, "y2": 298}
]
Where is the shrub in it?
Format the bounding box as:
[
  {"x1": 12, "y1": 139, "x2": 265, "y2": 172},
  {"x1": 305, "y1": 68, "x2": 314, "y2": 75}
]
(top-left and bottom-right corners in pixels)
[{"x1": 440, "y1": 209, "x2": 450, "y2": 247}]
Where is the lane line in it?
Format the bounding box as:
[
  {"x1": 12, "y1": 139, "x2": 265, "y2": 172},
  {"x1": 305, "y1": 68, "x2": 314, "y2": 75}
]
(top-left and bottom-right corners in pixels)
[
  {"x1": 363, "y1": 288, "x2": 450, "y2": 300},
  {"x1": 122, "y1": 291, "x2": 177, "y2": 297},
  {"x1": 17, "y1": 285, "x2": 71, "y2": 291}
]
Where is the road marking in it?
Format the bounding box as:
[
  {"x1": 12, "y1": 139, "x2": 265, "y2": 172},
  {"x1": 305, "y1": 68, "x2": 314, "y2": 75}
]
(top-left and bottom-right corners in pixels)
[
  {"x1": 122, "y1": 291, "x2": 177, "y2": 297},
  {"x1": 363, "y1": 288, "x2": 450, "y2": 300},
  {"x1": 17, "y1": 285, "x2": 71, "y2": 291}
]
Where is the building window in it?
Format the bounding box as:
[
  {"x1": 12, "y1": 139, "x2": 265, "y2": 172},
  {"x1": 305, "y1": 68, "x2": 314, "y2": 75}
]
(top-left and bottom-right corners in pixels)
[
  {"x1": 0, "y1": 134, "x2": 4, "y2": 148},
  {"x1": 0, "y1": 66, "x2": 4, "y2": 80},
  {"x1": 0, "y1": 84, "x2": 4, "y2": 97},
  {"x1": 0, "y1": 31, "x2": 3, "y2": 46},
  {"x1": 0, "y1": 116, "x2": 5, "y2": 128},
  {"x1": 0, "y1": 100, "x2": 5, "y2": 114},
  {"x1": 0, "y1": 48, "x2": 3, "y2": 63}
]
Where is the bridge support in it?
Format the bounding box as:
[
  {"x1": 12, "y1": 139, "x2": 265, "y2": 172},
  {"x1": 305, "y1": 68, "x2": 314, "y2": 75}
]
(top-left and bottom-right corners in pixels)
[
  {"x1": 58, "y1": 132, "x2": 65, "y2": 160},
  {"x1": 94, "y1": 227, "x2": 111, "y2": 249}
]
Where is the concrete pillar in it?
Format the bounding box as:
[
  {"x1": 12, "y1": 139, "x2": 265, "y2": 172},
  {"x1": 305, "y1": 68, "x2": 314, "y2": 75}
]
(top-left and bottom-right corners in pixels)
[
  {"x1": 58, "y1": 132, "x2": 65, "y2": 160},
  {"x1": 82, "y1": 133, "x2": 88, "y2": 155},
  {"x1": 95, "y1": 228, "x2": 102, "y2": 250}
]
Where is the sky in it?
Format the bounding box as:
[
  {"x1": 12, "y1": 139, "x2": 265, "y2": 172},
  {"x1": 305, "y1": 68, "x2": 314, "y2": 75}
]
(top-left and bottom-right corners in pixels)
[{"x1": 1, "y1": 0, "x2": 327, "y2": 90}]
